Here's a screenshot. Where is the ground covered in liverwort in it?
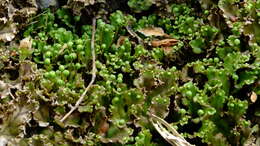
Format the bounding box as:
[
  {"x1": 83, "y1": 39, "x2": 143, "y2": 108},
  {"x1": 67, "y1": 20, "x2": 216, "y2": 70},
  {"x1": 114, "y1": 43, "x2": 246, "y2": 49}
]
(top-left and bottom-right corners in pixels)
[{"x1": 0, "y1": 0, "x2": 260, "y2": 145}]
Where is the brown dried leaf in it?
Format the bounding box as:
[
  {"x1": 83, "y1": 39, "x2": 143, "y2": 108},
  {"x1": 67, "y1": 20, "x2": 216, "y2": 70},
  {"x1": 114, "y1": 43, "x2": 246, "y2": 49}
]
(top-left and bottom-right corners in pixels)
[
  {"x1": 138, "y1": 27, "x2": 169, "y2": 37},
  {"x1": 151, "y1": 39, "x2": 178, "y2": 47}
]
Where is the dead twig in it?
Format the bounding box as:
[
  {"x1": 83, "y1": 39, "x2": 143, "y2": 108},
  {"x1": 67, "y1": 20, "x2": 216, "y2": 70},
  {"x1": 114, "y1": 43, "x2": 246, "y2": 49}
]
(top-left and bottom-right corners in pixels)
[
  {"x1": 150, "y1": 114, "x2": 193, "y2": 146},
  {"x1": 8, "y1": 88, "x2": 15, "y2": 99},
  {"x1": 60, "y1": 17, "x2": 97, "y2": 122},
  {"x1": 125, "y1": 26, "x2": 143, "y2": 45}
]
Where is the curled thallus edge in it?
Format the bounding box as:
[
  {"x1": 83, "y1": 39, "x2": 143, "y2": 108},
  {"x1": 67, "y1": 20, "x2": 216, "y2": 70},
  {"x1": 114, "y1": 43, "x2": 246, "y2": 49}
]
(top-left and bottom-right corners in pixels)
[{"x1": 150, "y1": 114, "x2": 194, "y2": 146}]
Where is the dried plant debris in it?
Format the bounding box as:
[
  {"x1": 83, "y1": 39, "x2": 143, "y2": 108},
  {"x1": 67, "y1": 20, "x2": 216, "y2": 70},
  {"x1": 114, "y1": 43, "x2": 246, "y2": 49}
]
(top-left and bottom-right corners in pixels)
[
  {"x1": 0, "y1": 0, "x2": 37, "y2": 42},
  {"x1": 138, "y1": 27, "x2": 169, "y2": 37},
  {"x1": 150, "y1": 114, "x2": 193, "y2": 146},
  {"x1": 151, "y1": 38, "x2": 178, "y2": 47}
]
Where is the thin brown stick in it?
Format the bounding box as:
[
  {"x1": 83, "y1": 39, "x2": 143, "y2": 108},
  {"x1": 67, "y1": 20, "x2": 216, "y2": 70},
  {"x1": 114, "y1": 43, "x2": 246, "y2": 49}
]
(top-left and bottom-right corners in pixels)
[
  {"x1": 125, "y1": 26, "x2": 143, "y2": 45},
  {"x1": 60, "y1": 17, "x2": 97, "y2": 123},
  {"x1": 150, "y1": 114, "x2": 193, "y2": 146}
]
